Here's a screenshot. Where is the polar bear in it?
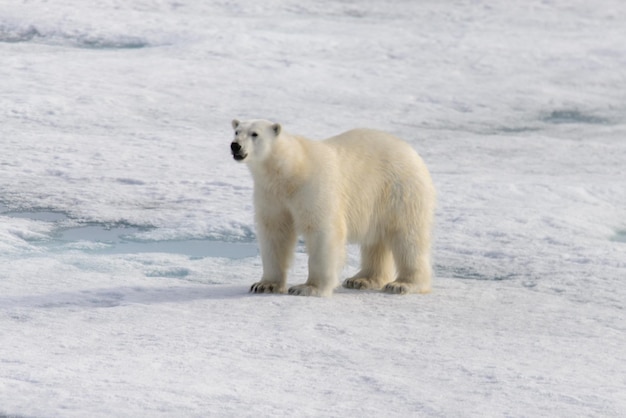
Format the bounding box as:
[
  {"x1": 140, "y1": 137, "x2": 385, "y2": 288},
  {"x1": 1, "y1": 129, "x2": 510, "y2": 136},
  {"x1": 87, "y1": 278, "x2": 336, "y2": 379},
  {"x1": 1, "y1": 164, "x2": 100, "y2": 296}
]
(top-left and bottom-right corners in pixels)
[{"x1": 230, "y1": 119, "x2": 435, "y2": 297}]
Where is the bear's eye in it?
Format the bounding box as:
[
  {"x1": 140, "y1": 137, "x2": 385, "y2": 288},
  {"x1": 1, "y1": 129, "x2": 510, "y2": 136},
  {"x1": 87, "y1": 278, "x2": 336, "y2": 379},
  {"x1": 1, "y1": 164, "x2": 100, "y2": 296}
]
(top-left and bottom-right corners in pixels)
[{"x1": 251, "y1": 132, "x2": 258, "y2": 138}]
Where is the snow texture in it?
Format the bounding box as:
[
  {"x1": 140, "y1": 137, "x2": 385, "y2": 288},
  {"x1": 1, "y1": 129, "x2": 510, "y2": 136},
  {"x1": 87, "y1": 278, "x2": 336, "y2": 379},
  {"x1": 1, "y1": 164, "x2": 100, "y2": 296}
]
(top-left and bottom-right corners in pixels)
[{"x1": 1, "y1": 0, "x2": 625, "y2": 416}]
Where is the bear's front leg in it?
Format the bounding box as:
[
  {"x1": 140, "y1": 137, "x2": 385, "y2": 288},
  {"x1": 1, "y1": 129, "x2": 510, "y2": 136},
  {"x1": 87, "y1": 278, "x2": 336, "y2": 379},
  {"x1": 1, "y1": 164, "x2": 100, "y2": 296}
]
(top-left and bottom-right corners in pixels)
[
  {"x1": 250, "y1": 208, "x2": 296, "y2": 294},
  {"x1": 289, "y1": 226, "x2": 345, "y2": 297}
]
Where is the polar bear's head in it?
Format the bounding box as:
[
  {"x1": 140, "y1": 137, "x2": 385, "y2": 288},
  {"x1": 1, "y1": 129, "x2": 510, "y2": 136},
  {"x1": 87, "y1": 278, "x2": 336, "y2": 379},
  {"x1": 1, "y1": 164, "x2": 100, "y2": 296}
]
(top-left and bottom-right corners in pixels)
[{"x1": 230, "y1": 119, "x2": 282, "y2": 163}]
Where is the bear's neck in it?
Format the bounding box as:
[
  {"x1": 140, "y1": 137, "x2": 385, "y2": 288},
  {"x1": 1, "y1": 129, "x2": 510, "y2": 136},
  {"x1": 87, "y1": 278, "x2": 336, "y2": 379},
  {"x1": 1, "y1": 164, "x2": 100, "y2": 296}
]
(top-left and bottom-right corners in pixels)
[{"x1": 251, "y1": 134, "x2": 310, "y2": 197}]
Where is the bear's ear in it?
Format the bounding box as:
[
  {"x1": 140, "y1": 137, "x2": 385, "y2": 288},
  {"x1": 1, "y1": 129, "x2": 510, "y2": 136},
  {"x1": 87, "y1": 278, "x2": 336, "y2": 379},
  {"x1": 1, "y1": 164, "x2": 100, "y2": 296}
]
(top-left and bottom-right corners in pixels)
[
  {"x1": 232, "y1": 119, "x2": 240, "y2": 130},
  {"x1": 272, "y1": 123, "x2": 281, "y2": 136}
]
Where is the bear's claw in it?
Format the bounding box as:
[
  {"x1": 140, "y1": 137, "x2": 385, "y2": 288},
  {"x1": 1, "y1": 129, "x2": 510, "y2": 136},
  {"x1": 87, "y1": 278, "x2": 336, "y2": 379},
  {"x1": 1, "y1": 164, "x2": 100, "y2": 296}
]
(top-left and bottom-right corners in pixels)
[
  {"x1": 342, "y1": 277, "x2": 381, "y2": 290},
  {"x1": 383, "y1": 281, "x2": 431, "y2": 295},
  {"x1": 383, "y1": 282, "x2": 410, "y2": 294},
  {"x1": 288, "y1": 284, "x2": 321, "y2": 297},
  {"x1": 250, "y1": 282, "x2": 283, "y2": 294},
  {"x1": 383, "y1": 281, "x2": 411, "y2": 295}
]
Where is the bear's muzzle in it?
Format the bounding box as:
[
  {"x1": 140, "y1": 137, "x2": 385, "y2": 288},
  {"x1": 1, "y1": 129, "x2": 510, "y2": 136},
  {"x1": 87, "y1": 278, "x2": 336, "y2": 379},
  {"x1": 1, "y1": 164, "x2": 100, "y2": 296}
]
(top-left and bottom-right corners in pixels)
[{"x1": 230, "y1": 142, "x2": 247, "y2": 161}]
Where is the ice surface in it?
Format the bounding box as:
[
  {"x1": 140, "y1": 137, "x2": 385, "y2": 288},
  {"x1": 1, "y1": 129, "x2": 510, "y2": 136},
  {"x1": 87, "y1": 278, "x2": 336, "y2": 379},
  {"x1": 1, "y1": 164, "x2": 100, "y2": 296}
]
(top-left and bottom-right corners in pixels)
[
  {"x1": 0, "y1": 208, "x2": 257, "y2": 258},
  {"x1": 1, "y1": 0, "x2": 625, "y2": 417}
]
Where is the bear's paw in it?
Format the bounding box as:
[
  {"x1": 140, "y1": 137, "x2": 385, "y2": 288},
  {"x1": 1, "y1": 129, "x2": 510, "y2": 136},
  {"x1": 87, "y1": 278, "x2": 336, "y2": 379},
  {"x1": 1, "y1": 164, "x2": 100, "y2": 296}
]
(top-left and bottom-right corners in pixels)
[
  {"x1": 288, "y1": 284, "x2": 322, "y2": 297},
  {"x1": 383, "y1": 281, "x2": 413, "y2": 295},
  {"x1": 342, "y1": 277, "x2": 382, "y2": 291},
  {"x1": 250, "y1": 281, "x2": 285, "y2": 294}
]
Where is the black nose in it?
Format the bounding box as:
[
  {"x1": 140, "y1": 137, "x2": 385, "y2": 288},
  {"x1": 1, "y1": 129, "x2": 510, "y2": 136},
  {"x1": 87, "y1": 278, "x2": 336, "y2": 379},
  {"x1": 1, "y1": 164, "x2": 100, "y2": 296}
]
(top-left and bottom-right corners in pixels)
[{"x1": 231, "y1": 142, "x2": 241, "y2": 152}]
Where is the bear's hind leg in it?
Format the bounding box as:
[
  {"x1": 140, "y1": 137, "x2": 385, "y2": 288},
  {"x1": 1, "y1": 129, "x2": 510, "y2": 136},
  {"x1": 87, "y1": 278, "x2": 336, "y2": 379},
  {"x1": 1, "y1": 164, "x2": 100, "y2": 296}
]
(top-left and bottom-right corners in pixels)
[
  {"x1": 343, "y1": 241, "x2": 394, "y2": 291},
  {"x1": 385, "y1": 231, "x2": 432, "y2": 295}
]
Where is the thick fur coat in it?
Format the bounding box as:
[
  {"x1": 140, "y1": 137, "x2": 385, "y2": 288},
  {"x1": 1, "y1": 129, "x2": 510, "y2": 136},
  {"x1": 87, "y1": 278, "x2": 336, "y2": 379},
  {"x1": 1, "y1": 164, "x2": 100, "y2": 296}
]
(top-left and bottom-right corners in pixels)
[{"x1": 230, "y1": 119, "x2": 435, "y2": 297}]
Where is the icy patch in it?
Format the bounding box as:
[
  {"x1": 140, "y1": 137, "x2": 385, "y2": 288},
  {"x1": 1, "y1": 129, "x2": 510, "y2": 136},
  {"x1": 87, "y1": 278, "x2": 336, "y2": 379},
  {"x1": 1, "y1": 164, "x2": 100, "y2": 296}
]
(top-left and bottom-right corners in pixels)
[
  {"x1": 497, "y1": 125, "x2": 541, "y2": 134},
  {"x1": 0, "y1": 24, "x2": 40, "y2": 43},
  {"x1": 53, "y1": 225, "x2": 257, "y2": 259},
  {"x1": 4, "y1": 210, "x2": 67, "y2": 223},
  {"x1": 145, "y1": 267, "x2": 191, "y2": 278},
  {"x1": 0, "y1": 412, "x2": 31, "y2": 418},
  {"x1": 612, "y1": 231, "x2": 626, "y2": 243},
  {"x1": 0, "y1": 23, "x2": 151, "y2": 49},
  {"x1": 1, "y1": 206, "x2": 257, "y2": 259},
  {"x1": 542, "y1": 109, "x2": 611, "y2": 125},
  {"x1": 436, "y1": 264, "x2": 519, "y2": 281}
]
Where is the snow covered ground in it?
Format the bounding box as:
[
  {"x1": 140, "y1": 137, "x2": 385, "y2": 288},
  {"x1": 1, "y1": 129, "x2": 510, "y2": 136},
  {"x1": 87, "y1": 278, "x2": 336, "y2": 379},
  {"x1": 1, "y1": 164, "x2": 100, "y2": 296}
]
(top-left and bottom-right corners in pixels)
[{"x1": 1, "y1": 0, "x2": 625, "y2": 416}]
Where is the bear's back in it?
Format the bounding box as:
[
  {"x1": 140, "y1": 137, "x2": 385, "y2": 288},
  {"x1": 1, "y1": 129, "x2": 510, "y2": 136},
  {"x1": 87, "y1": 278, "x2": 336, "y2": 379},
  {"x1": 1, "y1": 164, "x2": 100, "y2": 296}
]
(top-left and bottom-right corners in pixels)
[
  {"x1": 323, "y1": 128, "x2": 423, "y2": 177},
  {"x1": 325, "y1": 129, "x2": 417, "y2": 160},
  {"x1": 321, "y1": 128, "x2": 432, "y2": 242}
]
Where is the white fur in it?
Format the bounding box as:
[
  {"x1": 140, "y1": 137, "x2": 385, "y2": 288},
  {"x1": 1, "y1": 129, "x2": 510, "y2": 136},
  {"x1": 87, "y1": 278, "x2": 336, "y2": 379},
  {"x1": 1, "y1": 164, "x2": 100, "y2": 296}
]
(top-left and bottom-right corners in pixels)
[{"x1": 231, "y1": 119, "x2": 435, "y2": 297}]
